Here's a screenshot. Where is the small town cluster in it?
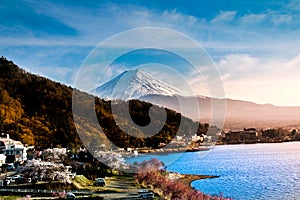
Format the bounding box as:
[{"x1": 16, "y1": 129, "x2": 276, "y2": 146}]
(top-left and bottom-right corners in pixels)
[
  {"x1": 0, "y1": 133, "x2": 73, "y2": 186},
  {"x1": 1, "y1": 127, "x2": 299, "y2": 169},
  {"x1": 0, "y1": 132, "x2": 159, "y2": 199},
  {"x1": 158, "y1": 127, "x2": 300, "y2": 150},
  {"x1": 217, "y1": 127, "x2": 300, "y2": 144}
]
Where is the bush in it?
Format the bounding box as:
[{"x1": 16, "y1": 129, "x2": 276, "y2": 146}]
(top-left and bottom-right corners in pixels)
[{"x1": 136, "y1": 159, "x2": 231, "y2": 200}]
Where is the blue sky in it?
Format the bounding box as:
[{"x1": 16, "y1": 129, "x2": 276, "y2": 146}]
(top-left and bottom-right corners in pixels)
[{"x1": 1, "y1": 0, "x2": 300, "y2": 106}]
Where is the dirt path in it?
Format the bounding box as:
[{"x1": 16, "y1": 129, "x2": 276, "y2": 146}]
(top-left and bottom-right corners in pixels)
[{"x1": 99, "y1": 176, "x2": 145, "y2": 199}]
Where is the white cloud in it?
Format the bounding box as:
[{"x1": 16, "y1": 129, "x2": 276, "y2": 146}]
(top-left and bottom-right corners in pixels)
[
  {"x1": 2, "y1": 2, "x2": 200, "y2": 48},
  {"x1": 287, "y1": 0, "x2": 300, "y2": 11},
  {"x1": 2, "y1": 1, "x2": 300, "y2": 106},
  {"x1": 186, "y1": 70, "x2": 212, "y2": 97},
  {"x1": 239, "y1": 13, "x2": 266, "y2": 24},
  {"x1": 271, "y1": 14, "x2": 292, "y2": 25},
  {"x1": 101, "y1": 64, "x2": 127, "y2": 83},
  {"x1": 212, "y1": 11, "x2": 237, "y2": 23},
  {"x1": 218, "y1": 54, "x2": 259, "y2": 80},
  {"x1": 162, "y1": 9, "x2": 198, "y2": 27},
  {"x1": 1, "y1": 1, "x2": 299, "y2": 54},
  {"x1": 28, "y1": 65, "x2": 77, "y2": 86},
  {"x1": 239, "y1": 11, "x2": 292, "y2": 27},
  {"x1": 216, "y1": 53, "x2": 300, "y2": 106}
]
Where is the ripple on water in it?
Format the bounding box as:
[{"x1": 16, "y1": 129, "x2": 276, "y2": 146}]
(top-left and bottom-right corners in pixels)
[
  {"x1": 167, "y1": 142, "x2": 300, "y2": 200},
  {"x1": 127, "y1": 143, "x2": 300, "y2": 200}
]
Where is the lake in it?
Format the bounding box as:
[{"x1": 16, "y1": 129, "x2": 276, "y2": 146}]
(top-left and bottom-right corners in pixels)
[{"x1": 128, "y1": 142, "x2": 300, "y2": 200}]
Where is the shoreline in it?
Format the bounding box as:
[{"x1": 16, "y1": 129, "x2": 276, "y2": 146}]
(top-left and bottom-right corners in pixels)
[
  {"x1": 177, "y1": 174, "x2": 219, "y2": 187},
  {"x1": 136, "y1": 171, "x2": 221, "y2": 199},
  {"x1": 133, "y1": 147, "x2": 213, "y2": 155},
  {"x1": 126, "y1": 141, "x2": 298, "y2": 157},
  {"x1": 168, "y1": 172, "x2": 219, "y2": 187}
]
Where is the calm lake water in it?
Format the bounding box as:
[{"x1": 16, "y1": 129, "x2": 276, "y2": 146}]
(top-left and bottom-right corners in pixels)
[{"x1": 128, "y1": 142, "x2": 300, "y2": 200}]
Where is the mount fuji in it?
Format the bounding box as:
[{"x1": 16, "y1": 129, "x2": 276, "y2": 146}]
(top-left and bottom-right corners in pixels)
[
  {"x1": 95, "y1": 69, "x2": 300, "y2": 129},
  {"x1": 95, "y1": 69, "x2": 186, "y2": 100}
]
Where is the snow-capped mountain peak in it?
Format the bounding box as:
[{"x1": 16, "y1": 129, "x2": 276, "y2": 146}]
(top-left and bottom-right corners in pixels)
[{"x1": 95, "y1": 69, "x2": 186, "y2": 100}]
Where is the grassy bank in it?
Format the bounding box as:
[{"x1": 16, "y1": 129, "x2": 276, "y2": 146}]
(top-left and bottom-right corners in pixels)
[{"x1": 0, "y1": 196, "x2": 22, "y2": 200}]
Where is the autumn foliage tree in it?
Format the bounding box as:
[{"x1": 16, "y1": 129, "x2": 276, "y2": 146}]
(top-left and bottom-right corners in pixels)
[{"x1": 0, "y1": 57, "x2": 79, "y2": 148}]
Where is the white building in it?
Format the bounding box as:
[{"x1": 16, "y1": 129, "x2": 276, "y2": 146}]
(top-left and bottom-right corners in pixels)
[
  {"x1": 0, "y1": 133, "x2": 27, "y2": 164},
  {"x1": 0, "y1": 154, "x2": 6, "y2": 166}
]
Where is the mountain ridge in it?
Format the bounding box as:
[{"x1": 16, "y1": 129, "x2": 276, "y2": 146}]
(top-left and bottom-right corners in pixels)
[{"x1": 97, "y1": 69, "x2": 300, "y2": 129}]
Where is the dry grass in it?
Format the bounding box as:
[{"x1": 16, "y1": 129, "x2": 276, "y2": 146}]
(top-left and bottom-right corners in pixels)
[{"x1": 73, "y1": 175, "x2": 93, "y2": 189}]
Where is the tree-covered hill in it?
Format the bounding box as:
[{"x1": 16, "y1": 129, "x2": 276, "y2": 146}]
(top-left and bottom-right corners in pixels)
[
  {"x1": 0, "y1": 57, "x2": 212, "y2": 150},
  {"x1": 0, "y1": 57, "x2": 79, "y2": 149}
]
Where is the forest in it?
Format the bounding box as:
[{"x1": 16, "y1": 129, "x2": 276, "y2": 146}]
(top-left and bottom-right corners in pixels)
[{"x1": 0, "y1": 57, "x2": 213, "y2": 151}]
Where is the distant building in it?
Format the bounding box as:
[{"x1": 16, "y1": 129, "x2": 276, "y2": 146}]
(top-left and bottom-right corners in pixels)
[
  {"x1": 225, "y1": 128, "x2": 257, "y2": 144},
  {"x1": 241, "y1": 128, "x2": 257, "y2": 144},
  {"x1": 226, "y1": 131, "x2": 242, "y2": 144},
  {"x1": 0, "y1": 133, "x2": 27, "y2": 164}
]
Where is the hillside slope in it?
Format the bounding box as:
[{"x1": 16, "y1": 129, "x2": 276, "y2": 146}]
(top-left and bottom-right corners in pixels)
[
  {"x1": 0, "y1": 57, "x2": 80, "y2": 149},
  {"x1": 0, "y1": 57, "x2": 210, "y2": 150},
  {"x1": 142, "y1": 94, "x2": 300, "y2": 129}
]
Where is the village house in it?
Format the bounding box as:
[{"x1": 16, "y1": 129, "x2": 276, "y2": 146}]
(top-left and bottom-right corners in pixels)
[{"x1": 0, "y1": 133, "x2": 27, "y2": 164}]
